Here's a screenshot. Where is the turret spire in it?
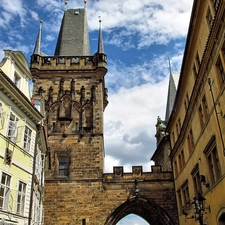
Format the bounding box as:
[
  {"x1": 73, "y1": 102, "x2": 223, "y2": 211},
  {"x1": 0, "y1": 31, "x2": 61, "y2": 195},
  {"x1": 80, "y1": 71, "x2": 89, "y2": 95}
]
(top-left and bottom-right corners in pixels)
[
  {"x1": 165, "y1": 58, "x2": 177, "y2": 122},
  {"x1": 33, "y1": 20, "x2": 43, "y2": 55},
  {"x1": 97, "y1": 16, "x2": 104, "y2": 54}
]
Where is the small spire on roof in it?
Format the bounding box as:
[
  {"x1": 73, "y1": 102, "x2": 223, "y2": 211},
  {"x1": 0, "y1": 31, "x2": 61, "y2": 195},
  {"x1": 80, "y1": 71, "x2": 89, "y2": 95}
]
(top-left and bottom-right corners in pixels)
[
  {"x1": 64, "y1": 1, "x2": 68, "y2": 11},
  {"x1": 33, "y1": 19, "x2": 43, "y2": 55},
  {"x1": 84, "y1": 0, "x2": 87, "y2": 8},
  {"x1": 168, "y1": 57, "x2": 172, "y2": 75},
  {"x1": 97, "y1": 16, "x2": 104, "y2": 54}
]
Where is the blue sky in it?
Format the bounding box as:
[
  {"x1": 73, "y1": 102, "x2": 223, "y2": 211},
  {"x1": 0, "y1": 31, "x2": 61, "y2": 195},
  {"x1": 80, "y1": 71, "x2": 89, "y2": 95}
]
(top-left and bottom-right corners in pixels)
[{"x1": 0, "y1": 0, "x2": 193, "y2": 224}]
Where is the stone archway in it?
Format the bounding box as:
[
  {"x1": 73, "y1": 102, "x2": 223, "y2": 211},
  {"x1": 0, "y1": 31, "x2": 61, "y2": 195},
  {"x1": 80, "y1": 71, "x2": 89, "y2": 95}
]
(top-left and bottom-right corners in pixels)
[{"x1": 104, "y1": 197, "x2": 175, "y2": 225}]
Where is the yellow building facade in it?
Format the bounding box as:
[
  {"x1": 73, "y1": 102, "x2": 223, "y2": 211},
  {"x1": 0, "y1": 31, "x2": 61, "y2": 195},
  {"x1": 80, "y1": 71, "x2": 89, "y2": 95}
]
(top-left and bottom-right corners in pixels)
[
  {"x1": 167, "y1": 1, "x2": 225, "y2": 224},
  {"x1": 0, "y1": 50, "x2": 47, "y2": 225}
]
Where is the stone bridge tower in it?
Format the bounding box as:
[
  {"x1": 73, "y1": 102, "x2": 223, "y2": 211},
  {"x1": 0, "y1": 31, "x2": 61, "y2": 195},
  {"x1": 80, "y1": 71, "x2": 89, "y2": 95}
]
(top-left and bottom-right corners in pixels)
[{"x1": 30, "y1": 4, "x2": 178, "y2": 225}]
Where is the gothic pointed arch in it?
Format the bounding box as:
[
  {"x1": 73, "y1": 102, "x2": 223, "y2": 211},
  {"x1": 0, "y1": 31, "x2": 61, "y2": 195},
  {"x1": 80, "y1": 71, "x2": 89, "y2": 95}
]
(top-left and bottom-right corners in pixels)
[{"x1": 104, "y1": 197, "x2": 175, "y2": 225}]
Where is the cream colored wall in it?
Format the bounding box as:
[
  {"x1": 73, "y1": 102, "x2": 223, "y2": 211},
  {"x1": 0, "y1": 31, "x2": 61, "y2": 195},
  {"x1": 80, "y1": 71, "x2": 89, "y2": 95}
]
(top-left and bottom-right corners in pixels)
[{"x1": 0, "y1": 50, "x2": 32, "y2": 100}]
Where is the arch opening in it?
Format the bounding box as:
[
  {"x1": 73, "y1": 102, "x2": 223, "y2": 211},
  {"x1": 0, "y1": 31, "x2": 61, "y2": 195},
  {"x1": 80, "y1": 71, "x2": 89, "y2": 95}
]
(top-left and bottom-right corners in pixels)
[
  {"x1": 117, "y1": 214, "x2": 149, "y2": 225},
  {"x1": 104, "y1": 197, "x2": 174, "y2": 225}
]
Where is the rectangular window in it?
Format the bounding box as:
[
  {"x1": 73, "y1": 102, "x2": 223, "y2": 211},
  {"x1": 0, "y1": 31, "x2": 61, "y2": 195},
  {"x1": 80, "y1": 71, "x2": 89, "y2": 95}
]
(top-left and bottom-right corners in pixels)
[
  {"x1": 0, "y1": 173, "x2": 11, "y2": 211},
  {"x1": 181, "y1": 180, "x2": 190, "y2": 206},
  {"x1": 82, "y1": 219, "x2": 86, "y2": 225},
  {"x1": 187, "y1": 129, "x2": 194, "y2": 154},
  {"x1": 191, "y1": 164, "x2": 202, "y2": 196},
  {"x1": 7, "y1": 112, "x2": 18, "y2": 142},
  {"x1": 208, "y1": 147, "x2": 221, "y2": 183},
  {"x1": 174, "y1": 161, "x2": 178, "y2": 177},
  {"x1": 202, "y1": 96, "x2": 209, "y2": 120},
  {"x1": 178, "y1": 150, "x2": 185, "y2": 171},
  {"x1": 198, "y1": 105, "x2": 205, "y2": 128},
  {"x1": 177, "y1": 189, "x2": 182, "y2": 214},
  {"x1": 16, "y1": 181, "x2": 26, "y2": 215},
  {"x1": 23, "y1": 126, "x2": 32, "y2": 151},
  {"x1": 172, "y1": 132, "x2": 175, "y2": 146},
  {"x1": 14, "y1": 73, "x2": 21, "y2": 88},
  {"x1": 204, "y1": 136, "x2": 222, "y2": 185},
  {"x1": 59, "y1": 156, "x2": 69, "y2": 176}
]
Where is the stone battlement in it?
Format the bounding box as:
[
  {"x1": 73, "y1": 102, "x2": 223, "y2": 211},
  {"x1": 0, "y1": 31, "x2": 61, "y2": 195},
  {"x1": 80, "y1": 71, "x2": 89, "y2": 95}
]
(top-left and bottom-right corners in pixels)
[
  {"x1": 103, "y1": 165, "x2": 173, "y2": 182},
  {"x1": 30, "y1": 53, "x2": 107, "y2": 71}
]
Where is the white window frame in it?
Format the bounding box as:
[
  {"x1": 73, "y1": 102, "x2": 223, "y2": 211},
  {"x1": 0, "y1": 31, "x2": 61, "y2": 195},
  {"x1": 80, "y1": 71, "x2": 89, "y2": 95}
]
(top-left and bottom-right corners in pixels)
[
  {"x1": 16, "y1": 181, "x2": 26, "y2": 215},
  {"x1": 0, "y1": 172, "x2": 11, "y2": 211},
  {"x1": 23, "y1": 126, "x2": 32, "y2": 151},
  {"x1": 7, "y1": 112, "x2": 19, "y2": 142}
]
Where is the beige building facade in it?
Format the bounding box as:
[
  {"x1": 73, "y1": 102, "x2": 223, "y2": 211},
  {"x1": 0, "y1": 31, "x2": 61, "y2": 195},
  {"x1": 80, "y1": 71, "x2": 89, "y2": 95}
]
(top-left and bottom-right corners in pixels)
[{"x1": 166, "y1": 1, "x2": 225, "y2": 224}]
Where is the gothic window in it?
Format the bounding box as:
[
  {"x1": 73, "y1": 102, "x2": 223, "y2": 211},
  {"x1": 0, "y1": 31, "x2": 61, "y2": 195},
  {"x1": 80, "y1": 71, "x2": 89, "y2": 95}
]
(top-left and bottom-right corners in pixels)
[
  {"x1": 0, "y1": 172, "x2": 11, "y2": 211},
  {"x1": 16, "y1": 181, "x2": 26, "y2": 215},
  {"x1": 23, "y1": 126, "x2": 32, "y2": 151}
]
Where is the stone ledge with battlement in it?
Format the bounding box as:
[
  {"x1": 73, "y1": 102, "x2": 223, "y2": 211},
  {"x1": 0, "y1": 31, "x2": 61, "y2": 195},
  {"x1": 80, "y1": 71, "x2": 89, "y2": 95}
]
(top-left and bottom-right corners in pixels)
[
  {"x1": 30, "y1": 53, "x2": 107, "y2": 71},
  {"x1": 103, "y1": 165, "x2": 173, "y2": 182}
]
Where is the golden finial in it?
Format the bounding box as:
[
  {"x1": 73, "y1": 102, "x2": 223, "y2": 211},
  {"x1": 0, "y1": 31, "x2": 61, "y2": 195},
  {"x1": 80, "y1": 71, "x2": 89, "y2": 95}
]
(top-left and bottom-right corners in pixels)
[
  {"x1": 98, "y1": 16, "x2": 102, "y2": 23},
  {"x1": 64, "y1": 1, "x2": 68, "y2": 11},
  {"x1": 84, "y1": 0, "x2": 87, "y2": 8},
  {"x1": 40, "y1": 19, "x2": 43, "y2": 24}
]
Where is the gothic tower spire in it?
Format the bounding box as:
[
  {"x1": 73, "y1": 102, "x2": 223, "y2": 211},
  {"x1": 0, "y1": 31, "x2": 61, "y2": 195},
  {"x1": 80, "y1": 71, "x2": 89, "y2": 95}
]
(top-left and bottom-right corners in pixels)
[
  {"x1": 54, "y1": 5, "x2": 90, "y2": 56},
  {"x1": 33, "y1": 20, "x2": 42, "y2": 55},
  {"x1": 165, "y1": 58, "x2": 177, "y2": 122},
  {"x1": 97, "y1": 16, "x2": 104, "y2": 54}
]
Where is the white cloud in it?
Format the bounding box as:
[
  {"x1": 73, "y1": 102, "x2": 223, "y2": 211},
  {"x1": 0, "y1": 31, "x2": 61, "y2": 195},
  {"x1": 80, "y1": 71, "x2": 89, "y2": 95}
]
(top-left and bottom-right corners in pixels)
[{"x1": 45, "y1": 35, "x2": 55, "y2": 42}]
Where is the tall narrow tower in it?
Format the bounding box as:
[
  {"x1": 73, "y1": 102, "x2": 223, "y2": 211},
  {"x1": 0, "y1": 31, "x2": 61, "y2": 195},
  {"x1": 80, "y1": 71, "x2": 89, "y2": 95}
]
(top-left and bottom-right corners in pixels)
[{"x1": 30, "y1": 4, "x2": 108, "y2": 224}]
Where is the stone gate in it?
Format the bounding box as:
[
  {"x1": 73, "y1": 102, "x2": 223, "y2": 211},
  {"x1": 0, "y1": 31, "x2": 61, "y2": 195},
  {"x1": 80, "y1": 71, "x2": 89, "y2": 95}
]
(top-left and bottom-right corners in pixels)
[{"x1": 30, "y1": 5, "x2": 178, "y2": 225}]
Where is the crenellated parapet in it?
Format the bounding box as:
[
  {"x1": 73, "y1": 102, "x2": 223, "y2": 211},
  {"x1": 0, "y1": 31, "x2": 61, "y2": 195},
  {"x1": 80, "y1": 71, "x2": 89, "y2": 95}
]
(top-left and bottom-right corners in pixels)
[
  {"x1": 30, "y1": 53, "x2": 107, "y2": 71},
  {"x1": 103, "y1": 165, "x2": 174, "y2": 182}
]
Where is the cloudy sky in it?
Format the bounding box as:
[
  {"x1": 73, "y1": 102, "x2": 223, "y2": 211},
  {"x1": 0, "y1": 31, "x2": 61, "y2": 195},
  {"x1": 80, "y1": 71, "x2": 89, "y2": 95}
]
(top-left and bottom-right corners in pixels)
[{"x1": 0, "y1": 0, "x2": 193, "y2": 224}]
